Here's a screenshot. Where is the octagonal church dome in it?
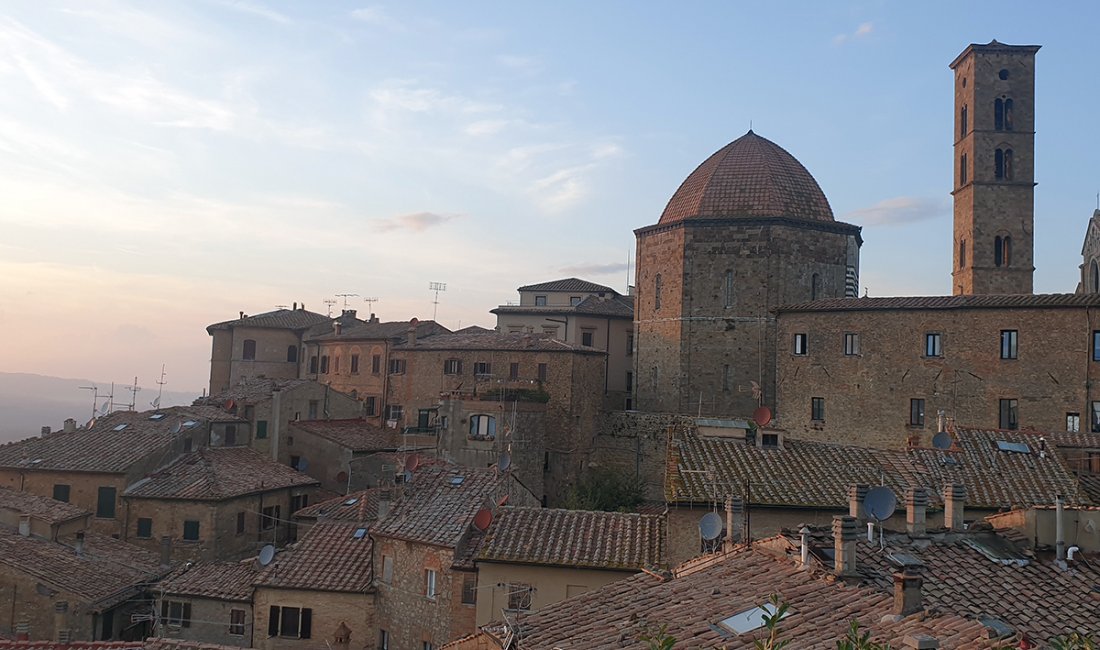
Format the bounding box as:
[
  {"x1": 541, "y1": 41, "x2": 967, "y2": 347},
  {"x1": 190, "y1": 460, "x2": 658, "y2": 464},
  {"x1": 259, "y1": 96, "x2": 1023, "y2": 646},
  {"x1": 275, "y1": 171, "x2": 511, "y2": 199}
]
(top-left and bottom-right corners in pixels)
[{"x1": 659, "y1": 130, "x2": 834, "y2": 225}]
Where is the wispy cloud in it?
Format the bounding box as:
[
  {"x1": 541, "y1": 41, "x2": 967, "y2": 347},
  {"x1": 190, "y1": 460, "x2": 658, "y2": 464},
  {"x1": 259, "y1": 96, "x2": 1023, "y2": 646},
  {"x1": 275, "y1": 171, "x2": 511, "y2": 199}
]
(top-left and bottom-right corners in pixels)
[
  {"x1": 833, "y1": 22, "x2": 873, "y2": 46},
  {"x1": 374, "y1": 211, "x2": 456, "y2": 232},
  {"x1": 560, "y1": 262, "x2": 629, "y2": 276},
  {"x1": 216, "y1": 0, "x2": 292, "y2": 25},
  {"x1": 844, "y1": 196, "x2": 948, "y2": 226},
  {"x1": 350, "y1": 6, "x2": 405, "y2": 32}
]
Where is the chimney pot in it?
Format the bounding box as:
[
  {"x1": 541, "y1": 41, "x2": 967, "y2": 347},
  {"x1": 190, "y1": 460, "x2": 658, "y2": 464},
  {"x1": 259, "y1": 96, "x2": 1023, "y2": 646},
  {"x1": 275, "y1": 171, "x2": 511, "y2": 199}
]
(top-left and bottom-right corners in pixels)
[
  {"x1": 730, "y1": 496, "x2": 744, "y2": 544},
  {"x1": 799, "y1": 525, "x2": 812, "y2": 566},
  {"x1": 334, "y1": 321, "x2": 342, "y2": 335},
  {"x1": 849, "y1": 484, "x2": 869, "y2": 522},
  {"x1": 18, "y1": 515, "x2": 30, "y2": 537},
  {"x1": 944, "y1": 483, "x2": 966, "y2": 530},
  {"x1": 63, "y1": 418, "x2": 77, "y2": 434},
  {"x1": 40, "y1": 426, "x2": 51, "y2": 437},
  {"x1": 902, "y1": 633, "x2": 938, "y2": 649},
  {"x1": 1055, "y1": 494, "x2": 1066, "y2": 564},
  {"x1": 293, "y1": 301, "x2": 297, "y2": 310},
  {"x1": 893, "y1": 567, "x2": 924, "y2": 616},
  {"x1": 239, "y1": 311, "x2": 244, "y2": 319},
  {"x1": 832, "y1": 515, "x2": 859, "y2": 578},
  {"x1": 160, "y1": 535, "x2": 173, "y2": 569},
  {"x1": 905, "y1": 487, "x2": 929, "y2": 538},
  {"x1": 74, "y1": 531, "x2": 85, "y2": 554}
]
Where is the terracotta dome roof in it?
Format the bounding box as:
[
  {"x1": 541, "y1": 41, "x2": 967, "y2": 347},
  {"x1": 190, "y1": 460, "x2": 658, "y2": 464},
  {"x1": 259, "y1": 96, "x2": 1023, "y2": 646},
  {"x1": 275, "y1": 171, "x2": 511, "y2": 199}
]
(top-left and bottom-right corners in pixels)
[{"x1": 659, "y1": 131, "x2": 834, "y2": 224}]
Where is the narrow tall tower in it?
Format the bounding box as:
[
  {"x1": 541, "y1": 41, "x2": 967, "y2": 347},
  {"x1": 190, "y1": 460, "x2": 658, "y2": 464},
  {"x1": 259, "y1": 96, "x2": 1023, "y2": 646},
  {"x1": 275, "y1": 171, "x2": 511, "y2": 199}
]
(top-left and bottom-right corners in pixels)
[{"x1": 950, "y1": 40, "x2": 1040, "y2": 295}]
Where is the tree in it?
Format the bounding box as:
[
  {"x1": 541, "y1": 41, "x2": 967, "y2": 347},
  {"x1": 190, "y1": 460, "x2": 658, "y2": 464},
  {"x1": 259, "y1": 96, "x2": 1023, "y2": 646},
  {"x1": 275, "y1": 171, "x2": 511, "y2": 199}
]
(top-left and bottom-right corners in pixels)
[{"x1": 563, "y1": 470, "x2": 645, "y2": 512}]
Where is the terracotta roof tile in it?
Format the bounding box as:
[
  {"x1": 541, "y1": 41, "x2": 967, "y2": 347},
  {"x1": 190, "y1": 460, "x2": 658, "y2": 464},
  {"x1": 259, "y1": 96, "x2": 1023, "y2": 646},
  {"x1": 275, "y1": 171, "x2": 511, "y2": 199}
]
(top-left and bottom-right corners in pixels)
[
  {"x1": 0, "y1": 486, "x2": 89, "y2": 524},
  {"x1": 143, "y1": 640, "x2": 254, "y2": 650},
  {"x1": 307, "y1": 319, "x2": 449, "y2": 342},
  {"x1": 125, "y1": 447, "x2": 317, "y2": 501},
  {"x1": 157, "y1": 560, "x2": 258, "y2": 601},
  {"x1": 0, "y1": 643, "x2": 143, "y2": 649},
  {"x1": 477, "y1": 507, "x2": 666, "y2": 570},
  {"x1": 778, "y1": 293, "x2": 1100, "y2": 313},
  {"x1": 256, "y1": 521, "x2": 373, "y2": 593},
  {"x1": 293, "y1": 487, "x2": 388, "y2": 522},
  {"x1": 206, "y1": 308, "x2": 330, "y2": 333},
  {"x1": 197, "y1": 378, "x2": 312, "y2": 404},
  {"x1": 492, "y1": 295, "x2": 634, "y2": 319},
  {"x1": 516, "y1": 278, "x2": 619, "y2": 294},
  {"x1": 288, "y1": 420, "x2": 432, "y2": 453},
  {"x1": 394, "y1": 331, "x2": 602, "y2": 353}
]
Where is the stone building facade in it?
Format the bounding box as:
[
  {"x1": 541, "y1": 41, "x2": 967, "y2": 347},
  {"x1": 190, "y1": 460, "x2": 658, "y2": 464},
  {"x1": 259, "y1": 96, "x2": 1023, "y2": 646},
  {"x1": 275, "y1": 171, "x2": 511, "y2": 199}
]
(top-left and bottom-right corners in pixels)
[
  {"x1": 1079, "y1": 209, "x2": 1100, "y2": 293},
  {"x1": 950, "y1": 40, "x2": 1040, "y2": 295},
  {"x1": 634, "y1": 131, "x2": 861, "y2": 418},
  {"x1": 154, "y1": 560, "x2": 258, "y2": 647}
]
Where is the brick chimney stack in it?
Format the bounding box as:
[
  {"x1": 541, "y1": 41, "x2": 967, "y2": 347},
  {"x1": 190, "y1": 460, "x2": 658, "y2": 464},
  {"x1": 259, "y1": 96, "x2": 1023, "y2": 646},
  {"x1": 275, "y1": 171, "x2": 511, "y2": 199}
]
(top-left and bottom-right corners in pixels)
[
  {"x1": 833, "y1": 515, "x2": 859, "y2": 578},
  {"x1": 893, "y1": 567, "x2": 924, "y2": 616},
  {"x1": 944, "y1": 483, "x2": 966, "y2": 530},
  {"x1": 905, "y1": 487, "x2": 929, "y2": 538},
  {"x1": 849, "y1": 484, "x2": 868, "y2": 522}
]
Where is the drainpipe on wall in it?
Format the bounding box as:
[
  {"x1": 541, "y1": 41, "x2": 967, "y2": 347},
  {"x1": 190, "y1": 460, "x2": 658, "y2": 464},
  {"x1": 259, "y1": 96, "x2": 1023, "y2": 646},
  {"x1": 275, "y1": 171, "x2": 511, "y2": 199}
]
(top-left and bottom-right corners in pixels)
[{"x1": 270, "y1": 388, "x2": 283, "y2": 462}]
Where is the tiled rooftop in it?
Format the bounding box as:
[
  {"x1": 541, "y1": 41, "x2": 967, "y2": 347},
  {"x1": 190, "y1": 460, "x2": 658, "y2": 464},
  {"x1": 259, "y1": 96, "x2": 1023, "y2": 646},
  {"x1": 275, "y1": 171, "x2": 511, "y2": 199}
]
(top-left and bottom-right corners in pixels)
[
  {"x1": 477, "y1": 507, "x2": 665, "y2": 570},
  {"x1": 292, "y1": 487, "x2": 388, "y2": 522},
  {"x1": 491, "y1": 545, "x2": 998, "y2": 649},
  {"x1": 659, "y1": 131, "x2": 835, "y2": 225},
  {"x1": 668, "y1": 426, "x2": 1087, "y2": 509},
  {"x1": 517, "y1": 278, "x2": 618, "y2": 294},
  {"x1": 288, "y1": 419, "x2": 430, "y2": 452},
  {"x1": 492, "y1": 294, "x2": 634, "y2": 319},
  {"x1": 0, "y1": 486, "x2": 89, "y2": 524},
  {"x1": 778, "y1": 293, "x2": 1100, "y2": 313},
  {"x1": 0, "y1": 527, "x2": 162, "y2": 609},
  {"x1": 393, "y1": 330, "x2": 602, "y2": 353},
  {"x1": 125, "y1": 447, "x2": 317, "y2": 501},
  {"x1": 157, "y1": 559, "x2": 258, "y2": 601},
  {"x1": 777, "y1": 525, "x2": 1100, "y2": 645},
  {"x1": 206, "y1": 308, "x2": 330, "y2": 333},
  {"x1": 307, "y1": 318, "x2": 449, "y2": 342},
  {"x1": 373, "y1": 466, "x2": 514, "y2": 548},
  {"x1": 198, "y1": 377, "x2": 311, "y2": 404},
  {"x1": 0, "y1": 407, "x2": 228, "y2": 473},
  {"x1": 0, "y1": 643, "x2": 143, "y2": 650},
  {"x1": 256, "y1": 521, "x2": 373, "y2": 593}
]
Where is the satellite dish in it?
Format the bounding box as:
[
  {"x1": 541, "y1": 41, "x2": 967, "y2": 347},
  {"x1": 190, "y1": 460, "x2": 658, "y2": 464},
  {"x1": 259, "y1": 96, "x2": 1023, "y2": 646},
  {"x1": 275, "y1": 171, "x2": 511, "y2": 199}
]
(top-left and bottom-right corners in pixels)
[
  {"x1": 864, "y1": 486, "x2": 897, "y2": 522},
  {"x1": 931, "y1": 431, "x2": 953, "y2": 450},
  {"x1": 86, "y1": 418, "x2": 97, "y2": 429},
  {"x1": 98, "y1": 402, "x2": 110, "y2": 416},
  {"x1": 404, "y1": 454, "x2": 420, "y2": 472},
  {"x1": 753, "y1": 406, "x2": 773, "y2": 427},
  {"x1": 297, "y1": 457, "x2": 309, "y2": 472},
  {"x1": 497, "y1": 494, "x2": 509, "y2": 506},
  {"x1": 151, "y1": 397, "x2": 161, "y2": 409},
  {"x1": 225, "y1": 399, "x2": 236, "y2": 411},
  {"x1": 473, "y1": 508, "x2": 493, "y2": 531},
  {"x1": 699, "y1": 512, "x2": 724, "y2": 541},
  {"x1": 497, "y1": 452, "x2": 511, "y2": 473},
  {"x1": 257, "y1": 544, "x2": 276, "y2": 566},
  {"x1": 170, "y1": 421, "x2": 183, "y2": 435},
  {"x1": 402, "y1": 470, "x2": 413, "y2": 483}
]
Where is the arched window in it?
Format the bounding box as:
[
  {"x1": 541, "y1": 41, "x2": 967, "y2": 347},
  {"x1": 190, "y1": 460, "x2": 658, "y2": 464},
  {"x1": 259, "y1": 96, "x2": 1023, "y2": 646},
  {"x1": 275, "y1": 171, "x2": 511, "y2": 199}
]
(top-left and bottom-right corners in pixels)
[
  {"x1": 469, "y1": 414, "x2": 496, "y2": 441},
  {"x1": 723, "y1": 270, "x2": 734, "y2": 308},
  {"x1": 1004, "y1": 98, "x2": 1014, "y2": 130},
  {"x1": 287, "y1": 345, "x2": 298, "y2": 363},
  {"x1": 242, "y1": 339, "x2": 256, "y2": 360},
  {"x1": 960, "y1": 105, "x2": 968, "y2": 138},
  {"x1": 811, "y1": 273, "x2": 821, "y2": 301},
  {"x1": 995, "y1": 149, "x2": 1004, "y2": 179},
  {"x1": 959, "y1": 239, "x2": 967, "y2": 268},
  {"x1": 1092, "y1": 260, "x2": 1099, "y2": 292},
  {"x1": 1004, "y1": 149, "x2": 1013, "y2": 180},
  {"x1": 1002, "y1": 236, "x2": 1012, "y2": 266},
  {"x1": 654, "y1": 273, "x2": 662, "y2": 311},
  {"x1": 994, "y1": 236, "x2": 1003, "y2": 267},
  {"x1": 960, "y1": 153, "x2": 968, "y2": 186},
  {"x1": 994, "y1": 98, "x2": 1004, "y2": 131}
]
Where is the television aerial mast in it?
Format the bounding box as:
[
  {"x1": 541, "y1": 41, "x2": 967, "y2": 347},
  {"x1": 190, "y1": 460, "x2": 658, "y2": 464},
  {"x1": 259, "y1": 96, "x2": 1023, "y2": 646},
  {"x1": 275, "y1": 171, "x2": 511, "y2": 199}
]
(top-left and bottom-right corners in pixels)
[
  {"x1": 151, "y1": 365, "x2": 167, "y2": 409},
  {"x1": 428, "y1": 282, "x2": 447, "y2": 321},
  {"x1": 336, "y1": 293, "x2": 359, "y2": 309},
  {"x1": 124, "y1": 377, "x2": 141, "y2": 411},
  {"x1": 79, "y1": 385, "x2": 98, "y2": 420},
  {"x1": 322, "y1": 298, "x2": 338, "y2": 317},
  {"x1": 363, "y1": 296, "x2": 379, "y2": 315}
]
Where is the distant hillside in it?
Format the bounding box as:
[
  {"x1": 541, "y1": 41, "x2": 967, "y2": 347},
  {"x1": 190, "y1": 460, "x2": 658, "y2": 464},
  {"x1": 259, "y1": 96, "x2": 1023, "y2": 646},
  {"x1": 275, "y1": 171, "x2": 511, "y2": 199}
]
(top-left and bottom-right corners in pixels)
[{"x1": 0, "y1": 372, "x2": 201, "y2": 444}]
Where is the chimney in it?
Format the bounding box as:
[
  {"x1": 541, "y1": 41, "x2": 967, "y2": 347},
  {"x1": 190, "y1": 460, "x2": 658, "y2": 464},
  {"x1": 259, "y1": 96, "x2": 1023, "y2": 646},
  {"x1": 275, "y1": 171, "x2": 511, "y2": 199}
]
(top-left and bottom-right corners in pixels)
[
  {"x1": 370, "y1": 313, "x2": 379, "y2": 323},
  {"x1": 293, "y1": 301, "x2": 297, "y2": 310},
  {"x1": 730, "y1": 496, "x2": 744, "y2": 544},
  {"x1": 848, "y1": 484, "x2": 868, "y2": 522},
  {"x1": 18, "y1": 515, "x2": 30, "y2": 537},
  {"x1": 377, "y1": 493, "x2": 391, "y2": 521},
  {"x1": 902, "y1": 634, "x2": 939, "y2": 649},
  {"x1": 334, "y1": 321, "x2": 343, "y2": 335},
  {"x1": 893, "y1": 567, "x2": 923, "y2": 616},
  {"x1": 160, "y1": 535, "x2": 172, "y2": 569},
  {"x1": 239, "y1": 311, "x2": 245, "y2": 319},
  {"x1": 723, "y1": 496, "x2": 734, "y2": 551},
  {"x1": 1055, "y1": 494, "x2": 1066, "y2": 564},
  {"x1": 40, "y1": 426, "x2": 51, "y2": 437},
  {"x1": 905, "y1": 487, "x2": 929, "y2": 538},
  {"x1": 342, "y1": 309, "x2": 357, "y2": 320},
  {"x1": 832, "y1": 515, "x2": 859, "y2": 578},
  {"x1": 74, "y1": 531, "x2": 85, "y2": 555},
  {"x1": 944, "y1": 483, "x2": 966, "y2": 530},
  {"x1": 63, "y1": 418, "x2": 77, "y2": 434},
  {"x1": 407, "y1": 318, "x2": 419, "y2": 346},
  {"x1": 799, "y1": 525, "x2": 812, "y2": 566}
]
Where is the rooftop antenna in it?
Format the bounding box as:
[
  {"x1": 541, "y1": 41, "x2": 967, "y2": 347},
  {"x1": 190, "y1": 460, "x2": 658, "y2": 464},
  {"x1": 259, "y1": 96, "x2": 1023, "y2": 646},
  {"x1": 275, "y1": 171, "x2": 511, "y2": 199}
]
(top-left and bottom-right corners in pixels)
[
  {"x1": 104, "y1": 382, "x2": 116, "y2": 414},
  {"x1": 322, "y1": 298, "x2": 337, "y2": 317},
  {"x1": 124, "y1": 376, "x2": 141, "y2": 411},
  {"x1": 363, "y1": 296, "x2": 379, "y2": 314},
  {"x1": 336, "y1": 293, "x2": 359, "y2": 309},
  {"x1": 428, "y1": 282, "x2": 447, "y2": 321},
  {"x1": 79, "y1": 385, "x2": 99, "y2": 420},
  {"x1": 274, "y1": 304, "x2": 289, "y2": 310},
  {"x1": 151, "y1": 365, "x2": 166, "y2": 410}
]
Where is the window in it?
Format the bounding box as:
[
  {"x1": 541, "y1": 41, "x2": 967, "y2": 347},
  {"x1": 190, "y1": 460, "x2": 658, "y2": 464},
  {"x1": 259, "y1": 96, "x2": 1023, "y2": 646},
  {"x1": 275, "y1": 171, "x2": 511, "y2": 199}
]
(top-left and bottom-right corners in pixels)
[
  {"x1": 570, "y1": 296, "x2": 581, "y2": 306},
  {"x1": 309, "y1": 355, "x2": 318, "y2": 374},
  {"x1": 268, "y1": 606, "x2": 311, "y2": 639},
  {"x1": 960, "y1": 104, "x2": 968, "y2": 138},
  {"x1": 843, "y1": 333, "x2": 860, "y2": 356},
  {"x1": 319, "y1": 355, "x2": 329, "y2": 374},
  {"x1": 535, "y1": 295, "x2": 547, "y2": 306},
  {"x1": 182, "y1": 520, "x2": 200, "y2": 541},
  {"x1": 286, "y1": 345, "x2": 298, "y2": 363},
  {"x1": 379, "y1": 630, "x2": 389, "y2": 650},
  {"x1": 291, "y1": 494, "x2": 308, "y2": 513},
  {"x1": 811, "y1": 397, "x2": 825, "y2": 422},
  {"x1": 995, "y1": 98, "x2": 1005, "y2": 131},
  {"x1": 995, "y1": 148, "x2": 1005, "y2": 179},
  {"x1": 137, "y1": 518, "x2": 153, "y2": 539},
  {"x1": 256, "y1": 420, "x2": 268, "y2": 439},
  {"x1": 365, "y1": 397, "x2": 377, "y2": 416},
  {"x1": 507, "y1": 583, "x2": 533, "y2": 611},
  {"x1": 627, "y1": 333, "x2": 634, "y2": 356},
  {"x1": 722, "y1": 364, "x2": 731, "y2": 392},
  {"x1": 382, "y1": 555, "x2": 394, "y2": 583},
  {"x1": 333, "y1": 355, "x2": 340, "y2": 374},
  {"x1": 999, "y1": 399, "x2": 1019, "y2": 430},
  {"x1": 308, "y1": 400, "x2": 319, "y2": 420},
  {"x1": 224, "y1": 425, "x2": 237, "y2": 447},
  {"x1": 792, "y1": 333, "x2": 808, "y2": 356},
  {"x1": 229, "y1": 609, "x2": 245, "y2": 636},
  {"x1": 925, "y1": 333, "x2": 942, "y2": 357},
  {"x1": 723, "y1": 269, "x2": 734, "y2": 307},
  {"x1": 811, "y1": 273, "x2": 821, "y2": 301},
  {"x1": 386, "y1": 405, "x2": 403, "y2": 421},
  {"x1": 236, "y1": 511, "x2": 245, "y2": 535},
  {"x1": 999, "y1": 68, "x2": 1009, "y2": 80},
  {"x1": 537, "y1": 363, "x2": 547, "y2": 382},
  {"x1": 469, "y1": 414, "x2": 497, "y2": 440},
  {"x1": 626, "y1": 371, "x2": 633, "y2": 392},
  {"x1": 161, "y1": 601, "x2": 192, "y2": 628},
  {"x1": 959, "y1": 239, "x2": 967, "y2": 268},
  {"x1": 388, "y1": 358, "x2": 406, "y2": 374},
  {"x1": 1093, "y1": 402, "x2": 1100, "y2": 433},
  {"x1": 509, "y1": 362, "x2": 519, "y2": 380},
  {"x1": 444, "y1": 359, "x2": 462, "y2": 375},
  {"x1": 1004, "y1": 149, "x2": 1014, "y2": 180},
  {"x1": 351, "y1": 354, "x2": 359, "y2": 374},
  {"x1": 1067, "y1": 412, "x2": 1081, "y2": 433},
  {"x1": 654, "y1": 274, "x2": 662, "y2": 311},
  {"x1": 1000, "y1": 330, "x2": 1018, "y2": 359},
  {"x1": 462, "y1": 574, "x2": 477, "y2": 604},
  {"x1": 372, "y1": 354, "x2": 381, "y2": 374},
  {"x1": 581, "y1": 330, "x2": 594, "y2": 347},
  {"x1": 242, "y1": 339, "x2": 256, "y2": 360},
  {"x1": 261, "y1": 506, "x2": 280, "y2": 530},
  {"x1": 909, "y1": 399, "x2": 925, "y2": 426},
  {"x1": 1093, "y1": 331, "x2": 1100, "y2": 362},
  {"x1": 997, "y1": 235, "x2": 1011, "y2": 266},
  {"x1": 474, "y1": 361, "x2": 491, "y2": 376},
  {"x1": 960, "y1": 153, "x2": 968, "y2": 185},
  {"x1": 53, "y1": 484, "x2": 70, "y2": 503},
  {"x1": 425, "y1": 569, "x2": 437, "y2": 598},
  {"x1": 96, "y1": 487, "x2": 116, "y2": 519}
]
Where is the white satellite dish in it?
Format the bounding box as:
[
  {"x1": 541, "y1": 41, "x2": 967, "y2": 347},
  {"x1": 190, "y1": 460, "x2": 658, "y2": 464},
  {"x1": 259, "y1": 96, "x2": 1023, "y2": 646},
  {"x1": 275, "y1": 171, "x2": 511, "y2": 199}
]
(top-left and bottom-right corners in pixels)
[
  {"x1": 699, "y1": 512, "x2": 724, "y2": 541},
  {"x1": 497, "y1": 452, "x2": 511, "y2": 473},
  {"x1": 151, "y1": 397, "x2": 161, "y2": 409},
  {"x1": 170, "y1": 421, "x2": 183, "y2": 435},
  {"x1": 98, "y1": 402, "x2": 110, "y2": 416},
  {"x1": 86, "y1": 418, "x2": 97, "y2": 429},
  {"x1": 931, "y1": 431, "x2": 953, "y2": 450},
  {"x1": 258, "y1": 544, "x2": 276, "y2": 566},
  {"x1": 864, "y1": 486, "x2": 897, "y2": 522}
]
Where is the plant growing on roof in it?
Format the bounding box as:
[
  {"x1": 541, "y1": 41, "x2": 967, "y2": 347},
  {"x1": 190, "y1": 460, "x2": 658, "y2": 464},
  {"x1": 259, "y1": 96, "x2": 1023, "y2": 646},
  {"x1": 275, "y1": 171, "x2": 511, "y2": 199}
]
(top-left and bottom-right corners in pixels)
[
  {"x1": 563, "y1": 469, "x2": 645, "y2": 512},
  {"x1": 752, "y1": 594, "x2": 791, "y2": 650},
  {"x1": 638, "y1": 623, "x2": 676, "y2": 650},
  {"x1": 1051, "y1": 633, "x2": 1098, "y2": 650}
]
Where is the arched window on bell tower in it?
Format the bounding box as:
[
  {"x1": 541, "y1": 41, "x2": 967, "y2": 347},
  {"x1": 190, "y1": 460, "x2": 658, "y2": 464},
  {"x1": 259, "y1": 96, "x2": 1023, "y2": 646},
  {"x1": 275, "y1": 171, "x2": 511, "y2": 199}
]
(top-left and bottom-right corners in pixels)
[
  {"x1": 1004, "y1": 149, "x2": 1013, "y2": 180},
  {"x1": 960, "y1": 105, "x2": 968, "y2": 138},
  {"x1": 1004, "y1": 98, "x2": 1014, "y2": 130},
  {"x1": 1092, "y1": 260, "x2": 1100, "y2": 293},
  {"x1": 1003, "y1": 236, "x2": 1012, "y2": 266},
  {"x1": 994, "y1": 98, "x2": 1004, "y2": 131},
  {"x1": 995, "y1": 149, "x2": 1004, "y2": 179},
  {"x1": 959, "y1": 239, "x2": 967, "y2": 268},
  {"x1": 994, "y1": 236, "x2": 1003, "y2": 267},
  {"x1": 811, "y1": 273, "x2": 821, "y2": 300}
]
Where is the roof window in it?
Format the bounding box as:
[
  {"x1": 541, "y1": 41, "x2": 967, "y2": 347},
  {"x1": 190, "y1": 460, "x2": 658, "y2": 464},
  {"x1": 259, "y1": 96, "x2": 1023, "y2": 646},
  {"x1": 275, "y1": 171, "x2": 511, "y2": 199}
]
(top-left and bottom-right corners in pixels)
[
  {"x1": 449, "y1": 476, "x2": 465, "y2": 487},
  {"x1": 113, "y1": 424, "x2": 128, "y2": 431},
  {"x1": 343, "y1": 498, "x2": 359, "y2": 506},
  {"x1": 353, "y1": 527, "x2": 368, "y2": 539},
  {"x1": 149, "y1": 414, "x2": 166, "y2": 420},
  {"x1": 716, "y1": 601, "x2": 787, "y2": 635},
  {"x1": 183, "y1": 420, "x2": 199, "y2": 428},
  {"x1": 995, "y1": 440, "x2": 1030, "y2": 454}
]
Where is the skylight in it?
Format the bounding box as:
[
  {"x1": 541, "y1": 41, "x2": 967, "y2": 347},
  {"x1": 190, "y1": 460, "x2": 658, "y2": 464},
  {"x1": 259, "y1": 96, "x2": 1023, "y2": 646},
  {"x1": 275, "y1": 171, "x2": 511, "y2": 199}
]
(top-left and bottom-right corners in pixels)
[
  {"x1": 343, "y1": 498, "x2": 359, "y2": 506},
  {"x1": 353, "y1": 527, "x2": 368, "y2": 539},
  {"x1": 148, "y1": 414, "x2": 166, "y2": 420},
  {"x1": 717, "y1": 602, "x2": 787, "y2": 635},
  {"x1": 183, "y1": 420, "x2": 199, "y2": 428},
  {"x1": 113, "y1": 424, "x2": 128, "y2": 431},
  {"x1": 449, "y1": 476, "x2": 465, "y2": 486},
  {"x1": 995, "y1": 440, "x2": 1030, "y2": 454}
]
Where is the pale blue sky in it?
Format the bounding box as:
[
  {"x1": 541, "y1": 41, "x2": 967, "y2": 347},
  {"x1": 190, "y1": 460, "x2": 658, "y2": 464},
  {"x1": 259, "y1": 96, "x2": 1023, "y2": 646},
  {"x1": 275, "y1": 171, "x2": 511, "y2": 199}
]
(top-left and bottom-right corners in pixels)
[{"x1": 1, "y1": 1, "x2": 1097, "y2": 391}]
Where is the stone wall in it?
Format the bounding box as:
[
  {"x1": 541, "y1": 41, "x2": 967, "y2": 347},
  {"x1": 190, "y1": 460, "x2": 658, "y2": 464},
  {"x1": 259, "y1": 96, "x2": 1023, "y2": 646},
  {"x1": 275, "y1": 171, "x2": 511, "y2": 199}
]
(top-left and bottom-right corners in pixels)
[
  {"x1": 153, "y1": 595, "x2": 252, "y2": 648},
  {"x1": 253, "y1": 587, "x2": 373, "y2": 650}
]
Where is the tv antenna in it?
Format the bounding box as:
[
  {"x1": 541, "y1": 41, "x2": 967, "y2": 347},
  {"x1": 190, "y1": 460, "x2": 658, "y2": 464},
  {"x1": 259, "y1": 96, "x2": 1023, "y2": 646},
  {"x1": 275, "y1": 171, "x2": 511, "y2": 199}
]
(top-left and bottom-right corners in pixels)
[
  {"x1": 363, "y1": 296, "x2": 379, "y2": 314},
  {"x1": 336, "y1": 293, "x2": 359, "y2": 309},
  {"x1": 322, "y1": 298, "x2": 338, "y2": 316},
  {"x1": 79, "y1": 385, "x2": 99, "y2": 420},
  {"x1": 428, "y1": 282, "x2": 446, "y2": 321},
  {"x1": 124, "y1": 376, "x2": 141, "y2": 411},
  {"x1": 151, "y1": 365, "x2": 166, "y2": 409}
]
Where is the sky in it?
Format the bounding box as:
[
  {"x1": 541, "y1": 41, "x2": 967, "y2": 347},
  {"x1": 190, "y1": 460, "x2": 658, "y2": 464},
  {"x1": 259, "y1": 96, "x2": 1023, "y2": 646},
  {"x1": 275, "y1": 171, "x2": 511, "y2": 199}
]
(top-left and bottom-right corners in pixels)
[{"x1": 1, "y1": 1, "x2": 1098, "y2": 393}]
